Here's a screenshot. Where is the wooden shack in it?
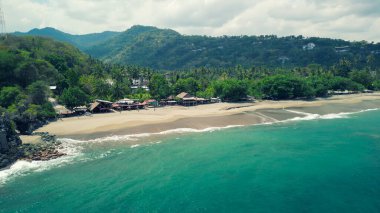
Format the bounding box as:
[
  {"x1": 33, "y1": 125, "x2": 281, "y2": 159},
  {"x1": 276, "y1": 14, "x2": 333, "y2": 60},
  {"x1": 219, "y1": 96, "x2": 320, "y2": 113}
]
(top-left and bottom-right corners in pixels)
[
  {"x1": 176, "y1": 92, "x2": 210, "y2": 106},
  {"x1": 114, "y1": 98, "x2": 145, "y2": 111},
  {"x1": 143, "y1": 99, "x2": 158, "y2": 108},
  {"x1": 176, "y1": 92, "x2": 192, "y2": 99},
  {"x1": 182, "y1": 97, "x2": 197, "y2": 106},
  {"x1": 160, "y1": 95, "x2": 177, "y2": 106},
  {"x1": 89, "y1": 100, "x2": 113, "y2": 113},
  {"x1": 196, "y1": 98, "x2": 210, "y2": 105},
  {"x1": 210, "y1": 98, "x2": 221, "y2": 103}
]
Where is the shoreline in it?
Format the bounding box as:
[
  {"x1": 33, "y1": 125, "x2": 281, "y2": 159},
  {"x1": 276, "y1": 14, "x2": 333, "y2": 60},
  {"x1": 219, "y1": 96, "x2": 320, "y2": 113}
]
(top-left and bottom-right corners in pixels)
[
  {"x1": 36, "y1": 93, "x2": 380, "y2": 140},
  {"x1": 1, "y1": 93, "x2": 379, "y2": 180}
]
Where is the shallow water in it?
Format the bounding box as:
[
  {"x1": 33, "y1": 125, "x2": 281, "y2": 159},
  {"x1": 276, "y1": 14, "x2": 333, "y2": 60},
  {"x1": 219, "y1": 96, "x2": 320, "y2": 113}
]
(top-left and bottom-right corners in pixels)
[{"x1": 1, "y1": 105, "x2": 380, "y2": 212}]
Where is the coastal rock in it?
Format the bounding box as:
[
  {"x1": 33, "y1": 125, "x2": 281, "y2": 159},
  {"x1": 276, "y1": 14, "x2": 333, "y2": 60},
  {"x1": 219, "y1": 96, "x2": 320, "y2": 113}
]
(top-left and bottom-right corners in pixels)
[
  {"x1": 0, "y1": 113, "x2": 22, "y2": 169},
  {"x1": 21, "y1": 144, "x2": 66, "y2": 161},
  {"x1": 0, "y1": 129, "x2": 9, "y2": 151},
  {"x1": 20, "y1": 133, "x2": 65, "y2": 162},
  {"x1": 23, "y1": 120, "x2": 48, "y2": 135},
  {"x1": 32, "y1": 132, "x2": 57, "y2": 143},
  {"x1": 1, "y1": 114, "x2": 64, "y2": 169}
]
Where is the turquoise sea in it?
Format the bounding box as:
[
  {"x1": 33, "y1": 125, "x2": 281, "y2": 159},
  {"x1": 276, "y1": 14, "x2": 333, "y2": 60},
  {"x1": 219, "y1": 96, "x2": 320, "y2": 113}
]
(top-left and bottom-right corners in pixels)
[{"x1": 1, "y1": 105, "x2": 380, "y2": 212}]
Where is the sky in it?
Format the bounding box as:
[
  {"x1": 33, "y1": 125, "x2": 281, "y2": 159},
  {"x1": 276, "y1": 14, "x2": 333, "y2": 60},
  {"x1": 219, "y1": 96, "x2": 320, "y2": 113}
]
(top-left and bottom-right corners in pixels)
[{"x1": 2, "y1": 0, "x2": 380, "y2": 42}]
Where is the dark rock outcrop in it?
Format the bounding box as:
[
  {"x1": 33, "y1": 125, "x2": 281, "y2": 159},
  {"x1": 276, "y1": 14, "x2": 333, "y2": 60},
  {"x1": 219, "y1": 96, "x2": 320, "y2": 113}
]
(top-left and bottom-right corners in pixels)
[
  {"x1": 21, "y1": 132, "x2": 66, "y2": 161},
  {"x1": 0, "y1": 114, "x2": 22, "y2": 169},
  {"x1": 1, "y1": 114, "x2": 65, "y2": 169}
]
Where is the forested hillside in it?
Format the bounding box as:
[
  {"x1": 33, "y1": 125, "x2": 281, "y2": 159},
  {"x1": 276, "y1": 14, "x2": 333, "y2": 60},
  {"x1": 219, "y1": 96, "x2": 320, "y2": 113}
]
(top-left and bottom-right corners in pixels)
[
  {"x1": 0, "y1": 35, "x2": 140, "y2": 133},
  {"x1": 17, "y1": 25, "x2": 380, "y2": 71},
  {"x1": 14, "y1": 27, "x2": 120, "y2": 50},
  {"x1": 86, "y1": 25, "x2": 380, "y2": 70}
]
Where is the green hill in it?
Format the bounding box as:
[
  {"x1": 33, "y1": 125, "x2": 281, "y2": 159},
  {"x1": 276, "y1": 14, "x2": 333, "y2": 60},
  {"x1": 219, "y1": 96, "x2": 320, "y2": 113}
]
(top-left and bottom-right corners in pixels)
[
  {"x1": 85, "y1": 25, "x2": 380, "y2": 70},
  {"x1": 14, "y1": 27, "x2": 120, "y2": 50},
  {"x1": 0, "y1": 35, "x2": 126, "y2": 134},
  {"x1": 15, "y1": 25, "x2": 380, "y2": 71}
]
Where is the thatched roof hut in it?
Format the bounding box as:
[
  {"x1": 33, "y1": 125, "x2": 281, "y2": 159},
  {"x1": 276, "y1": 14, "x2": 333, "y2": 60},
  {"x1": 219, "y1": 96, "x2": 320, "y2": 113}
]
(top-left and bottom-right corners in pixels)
[
  {"x1": 89, "y1": 100, "x2": 113, "y2": 113},
  {"x1": 176, "y1": 92, "x2": 192, "y2": 99}
]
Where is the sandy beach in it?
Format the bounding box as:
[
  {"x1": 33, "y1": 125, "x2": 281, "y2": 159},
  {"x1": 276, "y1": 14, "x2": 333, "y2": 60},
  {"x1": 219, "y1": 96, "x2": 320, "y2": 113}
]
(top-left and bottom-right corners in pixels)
[{"x1": 36, "y1": 93, "x2": 380, "y2": 139}]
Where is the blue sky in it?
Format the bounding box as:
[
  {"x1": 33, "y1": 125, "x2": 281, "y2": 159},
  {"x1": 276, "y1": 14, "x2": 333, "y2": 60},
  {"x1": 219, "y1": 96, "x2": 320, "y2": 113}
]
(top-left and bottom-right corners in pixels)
[{"x1": 3, "y1": 0, "x2": 380, "y2": 42}]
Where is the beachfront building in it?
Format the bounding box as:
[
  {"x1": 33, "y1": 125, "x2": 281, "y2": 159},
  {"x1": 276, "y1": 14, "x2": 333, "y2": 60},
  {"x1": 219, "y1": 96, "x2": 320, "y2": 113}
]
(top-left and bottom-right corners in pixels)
[
  {"x1": 143, "y1": 99, "x2": 159, "y2": 108},
  {"x1": 176, "y1": 92, "x2": 192, "y2": 99},
  {"x1": 160, "y1": 95, "x2": 177, "y2": 106},
  {"x1": 328, "y1": 90, "x2": 358, "y2": 95},
  {"x1": 176, "y1": 92, "x2": 196, "y2": 106},
  {"x1": 113, "y1": 98, "x2": 145, "y2": 111},
  {"x1": 211, "y1": 97, "x2": 221, "y2": 103},
  {"x1": 89, "y1": 100, "x2": 113, "y2": 113},
  {"x1": 182, "y1": 97, "x2": 198, "y2": 106},
  {"x1": 176, "y1": 92, "x2": 211, "y2": 106},
  {"x1": 195, "y1": 98, "x2": 210, "y2": 105}
]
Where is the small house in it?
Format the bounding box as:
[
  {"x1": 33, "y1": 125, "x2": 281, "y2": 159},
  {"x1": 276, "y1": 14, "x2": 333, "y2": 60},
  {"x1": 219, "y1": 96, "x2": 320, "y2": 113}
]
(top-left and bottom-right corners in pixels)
[
  {"x1": 182, "y1": 97, "x2": 197, "y2": 106},
  {"x1": 166, "y1": 100, "x2": 177, "y2": 106},
  {"x1": 176, "y1": 92, "x2": 193, "y2": 99},
  {"x1": 303, "y1": 43, "x2": 316, "y2": 51},
  {"x1": 143, "y1": 99, "x2": 158, "y2": 108},
  {"x1": 89, "y1": 100, "x2": 113, "y2": 113},
  {"x1": 196, "y1": 98, "x2": 210, "y2": 105},
  {"x1": 114, "y1": 98, "x2": 143, "y2": 111},
  {"x1": 176, "y1": 92, "x2": 196, "y2": 106},
  {"x1": 167, "y1": 95, "x2": 176, "y2": 101},
  {"x1": 160, "y1": 95, "x2": 177, "y2": 106},
  {"x1": 210, "y1": 98, "x2": 221, "y2": 103},
  {"x1": 335, "y1": 46, "x2": 350, "y2": 53},
  {"x1": 73, "y1": 106, "x2": 87, "y2": 115}
]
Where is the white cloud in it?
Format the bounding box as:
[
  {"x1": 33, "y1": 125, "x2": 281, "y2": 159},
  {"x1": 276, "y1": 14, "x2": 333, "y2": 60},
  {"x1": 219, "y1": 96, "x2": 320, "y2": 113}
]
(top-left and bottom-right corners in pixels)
[{"x1": 2, "y1": 0, "x2": 380, "y2": 41}]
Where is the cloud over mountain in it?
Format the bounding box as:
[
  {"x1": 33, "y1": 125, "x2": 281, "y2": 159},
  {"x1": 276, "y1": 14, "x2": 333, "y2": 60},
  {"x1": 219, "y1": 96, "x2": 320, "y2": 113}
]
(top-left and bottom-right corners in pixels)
[{"x1": 4, "y1": 0, "x2": 380, "y2": 41}]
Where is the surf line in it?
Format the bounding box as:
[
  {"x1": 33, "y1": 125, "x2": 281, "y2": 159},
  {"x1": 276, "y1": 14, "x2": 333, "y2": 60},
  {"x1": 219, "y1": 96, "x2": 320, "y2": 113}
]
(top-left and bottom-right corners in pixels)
[
  {"x1": 254, "y1": 112, "x2": 279, "y2": 123},
  {"x1": 284, "y1": 109, "x2": 315, "y2": 116}
]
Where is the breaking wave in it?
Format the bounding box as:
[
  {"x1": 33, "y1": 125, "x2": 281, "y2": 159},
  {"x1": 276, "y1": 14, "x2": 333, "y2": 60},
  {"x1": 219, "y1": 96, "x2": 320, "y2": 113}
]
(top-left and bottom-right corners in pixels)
[
  {"x1": 57, "y1": 125, "x2": 244, "y2": 144},
  {"x1": 283, "y1": 108, "x2": 379, "y2": 122}
]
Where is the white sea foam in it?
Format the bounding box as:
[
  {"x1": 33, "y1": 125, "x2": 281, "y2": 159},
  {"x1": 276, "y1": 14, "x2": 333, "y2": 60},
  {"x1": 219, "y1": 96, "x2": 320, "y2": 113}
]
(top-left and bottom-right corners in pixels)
[
  {"x1": 57, "y1": 125, "x2": 244, "y2": 144},
  {"x1": 282, "y1": 108, "x2": 379, "y2": 123},
  {"x1": 130, "y1": 144, "x2": 141, "y2": 148},
  {"x1": 158, "y1": 125, "x2": 244, "y2": 135}
]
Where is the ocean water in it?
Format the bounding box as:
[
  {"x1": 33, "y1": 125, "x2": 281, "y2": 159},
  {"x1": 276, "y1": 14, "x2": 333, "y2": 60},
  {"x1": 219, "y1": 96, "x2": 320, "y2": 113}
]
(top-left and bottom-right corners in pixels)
[{"x1": 1, "y1": 108, "x2": 380, "y2": 212}]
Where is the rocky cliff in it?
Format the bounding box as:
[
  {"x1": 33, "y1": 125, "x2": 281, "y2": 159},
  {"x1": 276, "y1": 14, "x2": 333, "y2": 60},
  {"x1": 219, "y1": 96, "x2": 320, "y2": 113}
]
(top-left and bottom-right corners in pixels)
[{"x1": 0, "y1": 113, "x2": 22, "y2": 169}]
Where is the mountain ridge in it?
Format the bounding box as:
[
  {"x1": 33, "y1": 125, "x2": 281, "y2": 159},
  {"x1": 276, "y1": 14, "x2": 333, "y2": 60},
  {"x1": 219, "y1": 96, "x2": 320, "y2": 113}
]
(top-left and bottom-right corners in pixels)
[
  {"x1": 14, "y1": 27, "x2": 121, "y2": 50},
  {"x1": 14, "y1": 25, "x2": 380, "y2": 70}
]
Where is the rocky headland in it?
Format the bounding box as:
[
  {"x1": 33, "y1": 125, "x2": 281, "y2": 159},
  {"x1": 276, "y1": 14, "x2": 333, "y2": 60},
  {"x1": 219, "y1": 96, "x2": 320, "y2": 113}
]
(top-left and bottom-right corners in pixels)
[
  {"x1": 0, "y1": 114, "x2": 65, "y2": 170},
  {"x1": 21, "y1": 132, "x2": 66, "y2": 161},
  {"x1": 0, "y1": 114, "x2": 23, "y2": 168}
]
